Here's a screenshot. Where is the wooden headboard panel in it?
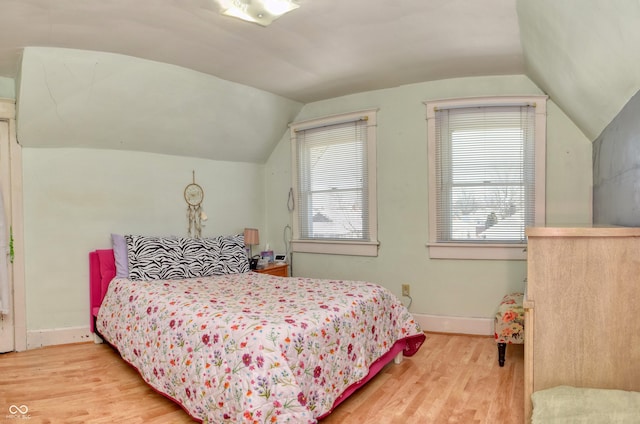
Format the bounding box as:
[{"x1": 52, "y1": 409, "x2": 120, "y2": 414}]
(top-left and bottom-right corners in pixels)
[{"x1": 89, "y1": 249, "x2": 116, "y2": 332}]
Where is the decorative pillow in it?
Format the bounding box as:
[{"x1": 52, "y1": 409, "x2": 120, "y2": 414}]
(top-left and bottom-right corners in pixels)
[
  {"x1": 213, "y1": 234, "x2": 250, "y2": 275},
  {"x1": 126, "y1": 235, "x2": 183, "y2": 280},
  {"x1": 124, "y1": 234, "x2": 248, "y2": 281},
  {"x1": 111, "y1": 233, "x2": 129, "y2": 278},
  {"x1": 125, "y1": 235, "x2": 221, "y2": 281},
  {"x1": 182, "y1": 236, "x2": 221, "y2": 278}
]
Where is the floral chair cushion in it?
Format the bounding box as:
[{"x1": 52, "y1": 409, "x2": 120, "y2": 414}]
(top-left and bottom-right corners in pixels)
[{"x1": 494, "y1": 292, "x2": 525, "y2": 344}]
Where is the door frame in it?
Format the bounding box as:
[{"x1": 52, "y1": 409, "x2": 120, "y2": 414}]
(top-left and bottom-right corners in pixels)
[{"x1": 0, "y1": 98, "x2": 26, "y2": 352}]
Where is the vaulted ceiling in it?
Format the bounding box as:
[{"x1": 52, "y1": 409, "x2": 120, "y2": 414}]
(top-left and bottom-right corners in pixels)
[{"x1": 1, "y1": 0, "x2": 639, "y2": 162}]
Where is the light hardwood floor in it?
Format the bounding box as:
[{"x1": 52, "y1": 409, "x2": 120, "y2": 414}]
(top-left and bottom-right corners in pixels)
[{"x1": 0, "y1": 333, "x2": 523, "y2": 423}]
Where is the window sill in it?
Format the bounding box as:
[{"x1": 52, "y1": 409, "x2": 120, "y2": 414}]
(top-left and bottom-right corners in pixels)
[
  {"x1": 427, "y1": 243, "x2": 527, "y2": 260},
  {"x1": 291, "y1": 239, "x2": 379, "y2": 257}
]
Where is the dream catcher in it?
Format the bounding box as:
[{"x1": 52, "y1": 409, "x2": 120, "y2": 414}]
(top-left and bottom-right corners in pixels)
[{"x1": 184, "y1": 171, "x2": 205, "y2": 238}]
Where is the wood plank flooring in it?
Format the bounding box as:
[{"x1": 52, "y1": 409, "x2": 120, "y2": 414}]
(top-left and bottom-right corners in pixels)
[{"x1": 0, "y1": 333, "x2": 523, "y2": 423}]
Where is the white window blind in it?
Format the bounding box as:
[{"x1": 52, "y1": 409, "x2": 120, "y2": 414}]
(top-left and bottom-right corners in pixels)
[
  {"x1": 295, "y1": 119, "x2": 369, "y2": 241},
  {"x1": 434, "y1": 105, "x2": 536, "y2": 244}
]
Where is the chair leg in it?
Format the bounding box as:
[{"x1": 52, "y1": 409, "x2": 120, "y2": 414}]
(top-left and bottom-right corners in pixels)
[{"x1": 497, "y1": 343, "x2": 506, "y2": 367}]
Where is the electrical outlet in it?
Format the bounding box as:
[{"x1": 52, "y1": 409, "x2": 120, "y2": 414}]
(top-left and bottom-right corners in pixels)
[{"x1": 402, "y1": 284, "x2": 410, "y2": 297}]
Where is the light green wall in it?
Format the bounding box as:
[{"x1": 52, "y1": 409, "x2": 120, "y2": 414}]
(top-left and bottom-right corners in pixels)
[
  {"x1": 0, "y1": 77, "x2": 15, "y2": 99},
  {"x1": 265, "y1": 74, "x2": 592, "y2": 319},
  {"x1": 545, "y1": 101, "x2": 594, "y2": 223},
  {"x1": 19, "y1": 73, "x2": 592, "y2": 332},
  {"x1": 23, "y1": 148, "x2": 265, "y2": 330}
]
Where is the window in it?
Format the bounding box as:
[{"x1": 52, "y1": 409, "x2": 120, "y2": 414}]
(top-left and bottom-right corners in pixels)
[
  {"x1": 290, "y1": 109, "x2": 379, "y2": 256},
  {"x1": 426, "y1": 96, "x2": 547, "y2": 260}
]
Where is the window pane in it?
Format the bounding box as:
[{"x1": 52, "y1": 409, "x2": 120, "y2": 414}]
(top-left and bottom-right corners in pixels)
[
  {"x1": 448, "y1": 185, "x2": 525, "y2": 242},
  {"x1": 309, "y1": 142, "x2": 364, "y2": 191},
  {"x1": 296, "y1": 119, "x2": 369, "y2": 241},
  {"x1": 451, "y1": 129, "x2": 524, "y2": 184},
  {"x1": 304, "y1": 189, "x2": 364, "y2": 239},
  {"x1": 434, "y1": 105, "x2": 535, "y2": 244}
]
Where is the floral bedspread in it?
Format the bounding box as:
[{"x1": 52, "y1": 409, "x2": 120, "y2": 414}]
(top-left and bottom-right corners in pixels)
[{"x1": 96, "y1": 272, "x2": 425, "y2": 423}]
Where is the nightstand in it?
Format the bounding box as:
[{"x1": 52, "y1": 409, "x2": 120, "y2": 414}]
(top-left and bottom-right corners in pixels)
[{"x1": 253, "y1": 263, "x2": 289, "y2": 277}]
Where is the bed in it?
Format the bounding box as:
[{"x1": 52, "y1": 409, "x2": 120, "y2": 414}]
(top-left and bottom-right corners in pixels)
[{"x1": 89, "y1": 235, "x2": 425, "y2": 423}]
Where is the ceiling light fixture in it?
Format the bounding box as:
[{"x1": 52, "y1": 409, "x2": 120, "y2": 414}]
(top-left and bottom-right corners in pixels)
[{"x1": 218, "y1": 0, "x2": 299, "y2": 26}]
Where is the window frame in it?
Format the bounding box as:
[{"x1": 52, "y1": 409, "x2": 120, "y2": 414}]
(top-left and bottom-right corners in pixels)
[
  {"x1": 289, "y1": 109, "x2": 379, "y2": 256},
  {"x1": 425, "y1": 96, "x2": 547, "y2": 260}
]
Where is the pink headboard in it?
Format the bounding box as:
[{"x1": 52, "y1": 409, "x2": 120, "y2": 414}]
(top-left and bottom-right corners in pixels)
[{"x1": 89, "y1": 249, "x2": 116, "y2": 332}]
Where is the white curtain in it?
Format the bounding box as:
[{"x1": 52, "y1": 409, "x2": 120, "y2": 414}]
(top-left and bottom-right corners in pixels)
[{"x1": 0, "y1": 186, "x2": 9, "y2": 315}]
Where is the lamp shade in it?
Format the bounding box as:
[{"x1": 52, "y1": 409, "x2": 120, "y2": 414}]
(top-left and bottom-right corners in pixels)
[{"x1": 244, "y1": 228, "x2": 259, "y2": 246}]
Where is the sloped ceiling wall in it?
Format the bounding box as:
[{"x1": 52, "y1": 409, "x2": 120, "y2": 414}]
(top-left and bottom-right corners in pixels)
[
  {"x1": 517, "y1": 0, "x2": 640, "y2": 141},
  {"x1": 17, "y1": 47, "x2": 303, "y2": 163}
]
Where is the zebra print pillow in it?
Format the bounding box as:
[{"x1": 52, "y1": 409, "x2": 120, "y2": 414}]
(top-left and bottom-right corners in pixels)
[
  {"x1": 213, "y1": 234, "x2": 250, "y2": 275},
  {"x1": 125, "y1": 235, "x2": 221, "y2": 281},
  {"x1": 185, "y1": 237, "x2": 221, "y2": 278}
]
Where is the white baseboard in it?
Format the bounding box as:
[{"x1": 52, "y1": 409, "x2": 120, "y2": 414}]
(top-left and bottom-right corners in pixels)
[
  {"x1": 27, "y1": 326, "x2": 93, "y2": 349},
  {"x1": 414, "y1": 313, "x2": 494, "y2": 336}
]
